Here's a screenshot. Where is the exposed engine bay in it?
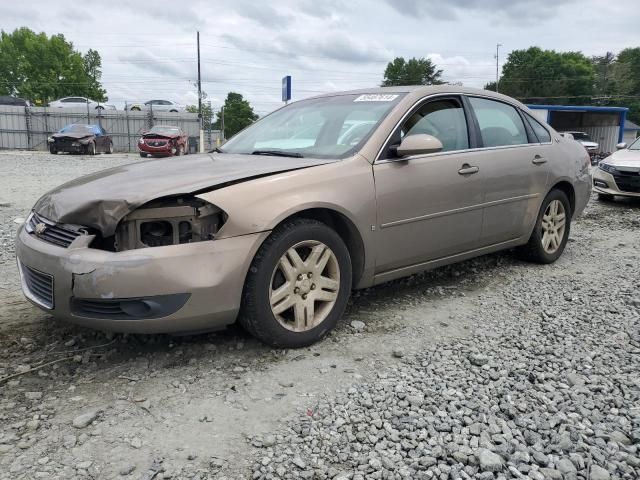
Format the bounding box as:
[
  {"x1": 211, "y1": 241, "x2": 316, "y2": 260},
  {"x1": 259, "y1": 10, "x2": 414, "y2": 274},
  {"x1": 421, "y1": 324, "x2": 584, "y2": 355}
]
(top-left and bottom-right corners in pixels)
[{"x1": 112, "y1": 196, "x2": 226, "y2": 251}]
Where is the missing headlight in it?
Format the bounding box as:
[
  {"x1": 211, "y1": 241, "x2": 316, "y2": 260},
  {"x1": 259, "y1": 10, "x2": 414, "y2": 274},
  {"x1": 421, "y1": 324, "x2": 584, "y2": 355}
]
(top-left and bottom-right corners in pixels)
[
  {"x1": 140, "y1": 221, "x2": 173, "y2": 247},
  {"x1": 113, "y1": 196, "x2": 226, "y2": 251}
]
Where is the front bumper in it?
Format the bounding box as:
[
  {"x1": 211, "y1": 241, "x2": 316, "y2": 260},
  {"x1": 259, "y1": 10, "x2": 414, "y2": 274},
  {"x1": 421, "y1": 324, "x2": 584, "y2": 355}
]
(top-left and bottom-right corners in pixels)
[
  {"x1": 51, "y1": 142, "x2": 86, "y2": 153},
  {"x1": 15, "y1": 226, "x2": 268, "y2": 333},
  {"x1": 138, "y1": 143, "x2": 175, "y2": 155},
  {"x1": 592, "y1": 169, "x2": 640, "y2": 198}
]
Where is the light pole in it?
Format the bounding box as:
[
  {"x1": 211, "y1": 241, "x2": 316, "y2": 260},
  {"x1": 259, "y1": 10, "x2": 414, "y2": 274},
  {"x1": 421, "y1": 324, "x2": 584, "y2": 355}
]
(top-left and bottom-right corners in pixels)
[
  {"x1": 197, "y1": 31, "x2": 204, "y2": 153},
  {"x1": 495, "y1": 43, "x2": 502, "y2": 93}
]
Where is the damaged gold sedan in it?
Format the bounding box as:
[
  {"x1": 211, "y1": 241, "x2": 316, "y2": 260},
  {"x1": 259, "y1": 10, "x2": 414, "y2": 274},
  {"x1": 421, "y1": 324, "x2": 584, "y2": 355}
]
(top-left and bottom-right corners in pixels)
[{"x1": 16, "y1": 86, "x2": 592, "y2": 347}]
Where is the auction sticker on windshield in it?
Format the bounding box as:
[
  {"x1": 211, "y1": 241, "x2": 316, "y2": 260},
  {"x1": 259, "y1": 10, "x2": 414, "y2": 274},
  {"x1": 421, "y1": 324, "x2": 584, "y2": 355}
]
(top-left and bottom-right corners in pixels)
[{"x1": 354, "y1": 94, "x2": 399, "y2": 102}]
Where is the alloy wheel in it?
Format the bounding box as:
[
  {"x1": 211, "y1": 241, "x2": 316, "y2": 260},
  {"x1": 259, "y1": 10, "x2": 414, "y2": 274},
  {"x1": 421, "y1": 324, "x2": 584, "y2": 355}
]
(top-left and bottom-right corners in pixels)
[
  {"x1": 541, "y1": 199, "x2": 566, "y2": 254},
  {"x1": 269, "y1": 240, "x2": 340, "y2": 332}
]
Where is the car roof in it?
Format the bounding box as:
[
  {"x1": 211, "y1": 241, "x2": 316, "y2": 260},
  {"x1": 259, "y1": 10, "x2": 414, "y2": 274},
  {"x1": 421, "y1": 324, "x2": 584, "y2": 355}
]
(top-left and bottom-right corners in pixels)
[
  {"x1": 307, "y1": 85, "x2": 529, "y2": 108},
  {"x1": 0, "y1": 95, "x2": 29, "y2": 105}
]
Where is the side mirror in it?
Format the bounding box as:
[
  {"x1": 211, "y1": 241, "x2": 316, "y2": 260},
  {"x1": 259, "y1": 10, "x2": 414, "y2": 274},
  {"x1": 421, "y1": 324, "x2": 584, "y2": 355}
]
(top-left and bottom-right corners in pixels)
[
  {"x1": 396, "y1": 134, "x2": 443, "y2": 157},
  {"x1": 616, "y1": 142, "x2": 627, "y2": 150}
]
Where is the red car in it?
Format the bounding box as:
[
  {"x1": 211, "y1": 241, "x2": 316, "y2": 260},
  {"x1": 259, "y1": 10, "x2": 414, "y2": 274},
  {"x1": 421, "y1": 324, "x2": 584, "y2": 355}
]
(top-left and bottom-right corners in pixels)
[{"x1": 138, "y1": 125, "x2": 189, "y2": 157}]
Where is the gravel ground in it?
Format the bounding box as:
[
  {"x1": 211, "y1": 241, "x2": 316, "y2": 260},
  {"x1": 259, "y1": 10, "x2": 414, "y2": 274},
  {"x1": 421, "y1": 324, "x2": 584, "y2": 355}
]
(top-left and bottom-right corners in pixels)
[{"x1": 0, "y1": 152, "x2": 639, "y2": 479}]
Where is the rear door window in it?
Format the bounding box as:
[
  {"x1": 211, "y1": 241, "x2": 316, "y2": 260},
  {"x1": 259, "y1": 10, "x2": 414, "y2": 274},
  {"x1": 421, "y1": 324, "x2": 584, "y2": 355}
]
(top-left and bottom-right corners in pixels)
[
  {"x1": 524, "y1": 113, "x2": 551, "y2": 143},
  {"x1": 469, "y1": 97, "x2": 528, "y2": 147}
]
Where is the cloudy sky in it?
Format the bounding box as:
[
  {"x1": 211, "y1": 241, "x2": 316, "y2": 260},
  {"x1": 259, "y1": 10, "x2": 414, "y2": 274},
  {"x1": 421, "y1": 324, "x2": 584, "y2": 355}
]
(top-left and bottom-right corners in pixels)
[{"x1": 2, "y1": 0, "x2": 639, "y2": 114}]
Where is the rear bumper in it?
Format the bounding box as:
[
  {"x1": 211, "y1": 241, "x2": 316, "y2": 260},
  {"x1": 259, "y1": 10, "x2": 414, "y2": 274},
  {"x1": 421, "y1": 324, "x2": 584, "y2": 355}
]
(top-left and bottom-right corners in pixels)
[
  {"x1": 592, "y1": 169, "x2": 640, "y2": 197},
  {"x1": 572, "y1": 168, "x2": 592, "y2": 217},
  {"x1": 15, "y1": 226, "x2": 269, "y2": 333}
]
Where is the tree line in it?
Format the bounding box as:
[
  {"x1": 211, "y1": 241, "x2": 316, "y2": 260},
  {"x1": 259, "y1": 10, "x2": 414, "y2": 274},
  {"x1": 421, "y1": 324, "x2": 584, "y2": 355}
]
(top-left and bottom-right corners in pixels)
[
  {"x1": 3, "y1": 26, "x2": 640, "y2": 137},
  {"x1": 382, "y1": 48, "x2": 640, "y2": 123},
  {"x1": 0, "y1": 27, "x2": 106, "y2": 104},
  {"x1": 0, "y1": 27, "x2": 258, "y2": 138}
]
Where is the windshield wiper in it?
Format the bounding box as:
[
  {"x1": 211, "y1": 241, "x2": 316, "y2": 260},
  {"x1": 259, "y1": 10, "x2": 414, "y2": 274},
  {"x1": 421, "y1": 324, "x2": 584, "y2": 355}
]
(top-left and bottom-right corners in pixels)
[{"x1": 251, "y1": 149, "x2": 304, "y2": 158}]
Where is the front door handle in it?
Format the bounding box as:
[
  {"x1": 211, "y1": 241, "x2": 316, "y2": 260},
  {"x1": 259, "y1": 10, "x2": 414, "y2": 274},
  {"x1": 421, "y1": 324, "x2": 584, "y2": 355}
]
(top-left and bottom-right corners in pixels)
[
  {"x1": 532, "y1": 155, "x2": 547, "y2": 165},
  {"x1": 458, "y1": 164, "x2": 479, "y2": 175}
]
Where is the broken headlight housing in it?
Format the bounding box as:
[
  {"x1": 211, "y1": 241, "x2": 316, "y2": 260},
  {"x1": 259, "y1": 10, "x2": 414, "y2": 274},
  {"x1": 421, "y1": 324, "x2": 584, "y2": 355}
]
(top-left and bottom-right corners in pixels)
[{"x1": 113, "y1": 196, "x2": 226, "y2": 251}]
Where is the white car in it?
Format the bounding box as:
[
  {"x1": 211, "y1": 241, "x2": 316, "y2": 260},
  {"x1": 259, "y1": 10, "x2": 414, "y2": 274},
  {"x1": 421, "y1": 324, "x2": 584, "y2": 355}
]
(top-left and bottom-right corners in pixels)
[
  {"x1": 593, "y1": 138, "x2": 640, "y2": 200},
  {"x1": 560, "y1": 131, "x2": 599, "y2": 153},
  {"x1": 48, "y1": 97, "x2": 116, "y2": 110},
  {"x1": 127, "y1": 100, "x2": 183, "y2": 112}
]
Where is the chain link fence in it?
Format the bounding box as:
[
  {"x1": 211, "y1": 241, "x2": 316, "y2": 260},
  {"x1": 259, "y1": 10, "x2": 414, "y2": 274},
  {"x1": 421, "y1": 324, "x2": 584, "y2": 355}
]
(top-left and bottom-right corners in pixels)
[{"x1": 0, "y1": 106, "x2": 220, "y2": 152}]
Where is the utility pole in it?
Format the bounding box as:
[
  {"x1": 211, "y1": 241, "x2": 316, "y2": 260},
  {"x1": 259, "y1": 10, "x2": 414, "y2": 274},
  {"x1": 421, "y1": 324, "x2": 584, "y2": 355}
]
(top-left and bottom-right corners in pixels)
[
  {"x1": 221, "y1": 106, "x2": 225, "y2": 142},
  {"x1": 197, "y1": 31, "x2": 204, "y2": 153},
  {"x1": 495, "y1": 43, "x2": 502, "y2": 93}
]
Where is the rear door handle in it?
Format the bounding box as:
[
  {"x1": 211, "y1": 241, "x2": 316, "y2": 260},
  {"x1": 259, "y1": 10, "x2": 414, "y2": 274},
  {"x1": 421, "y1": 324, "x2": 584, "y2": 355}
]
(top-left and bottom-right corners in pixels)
[
  {"x1": 458, "y1": 164, "x2": 479, "y2": 175},
  {"x1": 532, "y1": 155, "x2": 547, "y2": 165}
]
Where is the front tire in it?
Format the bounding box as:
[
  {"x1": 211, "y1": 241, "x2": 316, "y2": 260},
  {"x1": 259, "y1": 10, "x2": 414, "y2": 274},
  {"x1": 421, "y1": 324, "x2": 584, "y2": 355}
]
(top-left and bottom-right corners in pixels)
[
  {"x1": 86, "y1": 142, "x2": 96, "y2": 155},
  {"x1": 239, "y1": 218, "x2": 352, "y2": 348},
  {"x1": 49, "y1": 146, "x2": 57, "y2": 154},
  {"x1": 518, "y1": 189, "x2": 571, "y2": 264}
]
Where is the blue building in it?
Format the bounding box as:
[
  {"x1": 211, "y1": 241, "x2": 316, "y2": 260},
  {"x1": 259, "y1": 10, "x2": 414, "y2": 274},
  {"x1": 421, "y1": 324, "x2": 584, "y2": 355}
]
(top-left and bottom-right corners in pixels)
[{"x1": 527, "y1": 104, "x2": 628, "y2": 152}]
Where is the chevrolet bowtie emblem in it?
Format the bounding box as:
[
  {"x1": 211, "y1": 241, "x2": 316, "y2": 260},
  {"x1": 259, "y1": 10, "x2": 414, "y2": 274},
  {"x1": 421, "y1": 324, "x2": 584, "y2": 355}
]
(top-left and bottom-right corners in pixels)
[{"x1": 34, "y1": 222, "x2": 47, "y2": 235}]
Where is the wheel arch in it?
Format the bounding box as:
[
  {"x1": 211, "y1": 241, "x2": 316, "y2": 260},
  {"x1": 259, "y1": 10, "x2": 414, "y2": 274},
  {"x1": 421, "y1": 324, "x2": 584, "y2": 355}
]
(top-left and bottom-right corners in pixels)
[
  {"x1": 269, "y1": 208, "x2": 366, "y2": 288},
  {"x1": 549, "y1": 180, "x2": 575, "y2": 214}
]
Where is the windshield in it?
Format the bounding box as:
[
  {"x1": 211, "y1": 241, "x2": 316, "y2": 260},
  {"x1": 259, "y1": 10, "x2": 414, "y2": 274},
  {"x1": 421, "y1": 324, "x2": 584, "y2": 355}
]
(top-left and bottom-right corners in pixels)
[
  {"x1": 149, "y1": 126, "x2": 180, "y2": 135},
  {"x1": 629, "y1": 137, "x2": 640, "y2": 150},
  {"x1": 219, "y1": 93, "x2": 405, "y2": 159},
  {"x1": 60, "y1": 124, "x2": 96, "y2": 133}
]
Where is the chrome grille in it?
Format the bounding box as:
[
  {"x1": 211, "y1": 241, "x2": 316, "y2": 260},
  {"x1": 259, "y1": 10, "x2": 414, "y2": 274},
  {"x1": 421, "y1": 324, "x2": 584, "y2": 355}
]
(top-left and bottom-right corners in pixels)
[
  {"x1": 145, "y1": 139, "x2": 167, "y2": 147},
  {"x1": 27, "y1": 211, "x2": 84, "y2": 248},
  {"x1": 19, "y1": 263, "x2": 54, "y2": 309}
]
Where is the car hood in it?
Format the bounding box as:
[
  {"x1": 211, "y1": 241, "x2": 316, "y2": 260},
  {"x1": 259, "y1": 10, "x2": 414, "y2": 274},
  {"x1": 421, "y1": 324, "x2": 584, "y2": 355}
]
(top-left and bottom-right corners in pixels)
[
  {"x1": 604, "y1": 149, "x2": 640, "y2": 169},
  {"x1": 52, "y1": 132, "x2": 94, "y2": 140},
  {"x1": 34, "y1": 153, "x2": 337, "y2": 236}
]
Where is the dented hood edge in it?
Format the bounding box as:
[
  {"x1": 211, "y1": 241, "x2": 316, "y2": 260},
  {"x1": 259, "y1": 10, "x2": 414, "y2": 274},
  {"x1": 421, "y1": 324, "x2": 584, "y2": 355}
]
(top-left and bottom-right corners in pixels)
[
  {"x1": 52, "y1": 132, "x2": 95, "y2": 140},
  {"x1": 33, "y1": 153, "x2": 337, "y2": 237}
]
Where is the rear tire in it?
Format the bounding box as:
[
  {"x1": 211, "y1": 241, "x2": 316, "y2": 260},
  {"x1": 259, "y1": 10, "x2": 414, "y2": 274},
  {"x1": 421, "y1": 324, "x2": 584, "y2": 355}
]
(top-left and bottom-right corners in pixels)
[
  {"x1": 106, "y1": 141, "x2": 114, "y2": 154},
  {"x1": 517, "y1": 189, "x2": 571, "y2": 264},
  {"x1": 238, "y1": 218, "x2": 352, "y2": 348}
]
